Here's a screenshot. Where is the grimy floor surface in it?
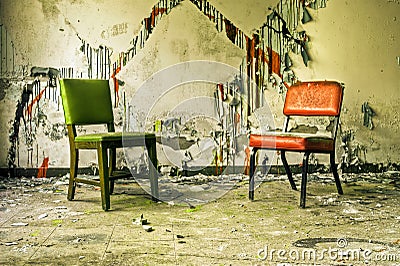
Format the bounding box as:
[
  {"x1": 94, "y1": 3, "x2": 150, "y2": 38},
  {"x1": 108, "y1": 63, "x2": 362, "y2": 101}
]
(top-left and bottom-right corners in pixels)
[{"x1": 0, "y1": 172, "x2": 399, "y2": 265}]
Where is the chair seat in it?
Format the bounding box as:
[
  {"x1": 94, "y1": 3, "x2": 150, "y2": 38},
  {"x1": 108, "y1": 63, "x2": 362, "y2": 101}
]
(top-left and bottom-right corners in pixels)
[
  {"x1": 75, "y1": 132, "x2": 155, "y2": 142},
  {"x1": 249, "y1": 132, "x2": 334, "y2": 152}
]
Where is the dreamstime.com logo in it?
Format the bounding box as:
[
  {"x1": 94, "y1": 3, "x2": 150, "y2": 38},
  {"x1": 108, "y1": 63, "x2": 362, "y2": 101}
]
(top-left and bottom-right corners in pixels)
[
  {"x1": 122, "y1": 60, "x2": 275, "y2": 204},
  {"x1": 257, "y1": 238, "x2": 400, "y2": 263}
]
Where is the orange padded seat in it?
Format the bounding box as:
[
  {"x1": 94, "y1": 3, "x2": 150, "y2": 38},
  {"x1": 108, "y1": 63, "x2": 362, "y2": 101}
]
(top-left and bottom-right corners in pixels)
[
  {"x1": 283, "y1": 81, "x2": 343, "y2": 116},
  {"x1": 249, "y1": 133, "x2": 334, "y2": 151}
]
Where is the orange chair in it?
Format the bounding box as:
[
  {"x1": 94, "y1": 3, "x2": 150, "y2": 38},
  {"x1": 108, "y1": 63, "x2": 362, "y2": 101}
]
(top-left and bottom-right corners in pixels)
[{"x1": 249, "y1": 81, "x2": 344, "y2": 208}]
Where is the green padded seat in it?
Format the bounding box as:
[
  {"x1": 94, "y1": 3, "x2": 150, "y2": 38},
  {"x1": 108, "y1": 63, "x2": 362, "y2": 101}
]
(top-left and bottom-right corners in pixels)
[{"x1": 74, "y1": 132, "x2": 155, "y2": 142}]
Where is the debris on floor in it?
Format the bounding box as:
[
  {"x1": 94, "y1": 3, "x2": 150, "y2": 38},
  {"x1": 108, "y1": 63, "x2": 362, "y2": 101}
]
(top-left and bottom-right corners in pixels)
[
  {"x1": 0, "y1": 171, "x2": 399, "y2": 264},
  {"x1": 132, "y1": 214, "x2": 148, "y2": 225}
]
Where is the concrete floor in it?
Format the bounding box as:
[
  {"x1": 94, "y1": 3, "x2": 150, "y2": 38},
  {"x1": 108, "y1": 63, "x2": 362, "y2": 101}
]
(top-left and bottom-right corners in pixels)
[{"x1": 0, "y1": 172, "x2": 399, "y2": 266}]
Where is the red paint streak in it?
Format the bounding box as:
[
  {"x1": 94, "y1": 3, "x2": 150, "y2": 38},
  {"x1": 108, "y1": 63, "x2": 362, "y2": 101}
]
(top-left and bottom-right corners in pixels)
[
  {"x1": 266, "y1": 47, "x2": 281, "y2": 76},
  {"x1": 26, "y1": 87, "x2": 47, "y2": 117},
  {"x1": 244, "y1": 146, "x2": 250, "y2": 175},
  {"x1": 249, "y1": 36, "x2": 255, "y2": 58},
  {"x1": 192, "y1": 1, "x2": 283, "y2": 78},
  {"x1": 217, "y1": 83, "x2": 224, "y2": 100},
  {"x1": 150, "y1": 7, "x2": 168, "y2": 27},
  {"x1": 37, "y1": 157, "x2": 49, "y2": 178},
  {"x1": 112, "y1": 63, "x2": 122, "y2": 106},
  {"x1": 154, "y1": 7, "x2": 167, "y2": 16},
  {"x1": 151, "y1": 7, "x2": 156, "y2": 27}
]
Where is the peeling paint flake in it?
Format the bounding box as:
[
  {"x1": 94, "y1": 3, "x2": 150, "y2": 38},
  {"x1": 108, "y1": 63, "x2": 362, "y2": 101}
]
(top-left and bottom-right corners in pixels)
[{"x1": 362, "y1": 102, "x2": 375, "y2": 130}]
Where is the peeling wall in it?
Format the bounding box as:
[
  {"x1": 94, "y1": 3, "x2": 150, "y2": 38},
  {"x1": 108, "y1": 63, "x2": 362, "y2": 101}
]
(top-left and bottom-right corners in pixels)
[
  {"x1": 291, "y1": 0, "x2": 400, "y2": 165},
  {"x1": 0, "y1": 0, "x2": 399, "y2": 173}
]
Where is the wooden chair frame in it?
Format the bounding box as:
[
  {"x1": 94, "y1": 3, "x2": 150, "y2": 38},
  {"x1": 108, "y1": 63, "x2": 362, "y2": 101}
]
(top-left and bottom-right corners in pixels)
[{"x1": 60, "y1": 79, "x2": 158, "y2": 211}]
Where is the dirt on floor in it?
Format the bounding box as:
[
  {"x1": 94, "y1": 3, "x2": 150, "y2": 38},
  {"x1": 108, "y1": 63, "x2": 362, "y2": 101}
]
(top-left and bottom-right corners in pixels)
[{"x1": 0, "y1": 171, "x2": 399, "y2": 265}]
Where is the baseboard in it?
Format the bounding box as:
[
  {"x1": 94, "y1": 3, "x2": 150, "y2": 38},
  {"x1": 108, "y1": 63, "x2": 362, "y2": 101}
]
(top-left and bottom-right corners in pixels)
[
  {"x1": 0, "y1": 163, "x2": 398, "y2": 178},
  {"x1": 0, "y1": 167, "x2": 93, "y2": 178}
]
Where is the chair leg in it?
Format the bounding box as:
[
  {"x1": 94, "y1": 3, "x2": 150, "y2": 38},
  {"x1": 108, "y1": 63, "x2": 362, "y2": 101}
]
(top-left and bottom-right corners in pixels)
[
  {"x1": 249, "y1": 148, "x2": 258, "y2": 200},
  {"x1": 145, "y1": 137, "x2": 159, "y2": 201},
  {"x1": 68, "y1": 149, "x2": 78, "y2": 201},
  {"x1": 109, "y1": 181, "x2": 115, "y2": 195},
  {"x1": 281, "y1": 151, "x2": 297, "y2": 190},
  {"x1": 98, "y1": 144, "x2": 110, "y2": 211},
  {"x1": 300, "y1": 152, "x2": 310, "y2": 208},
  {"x1": 108, "y1": 148, "x2": 116, "y2": 195},
  {"x1": 330, "y1": 151, "x2": 343, "y2": 195}
]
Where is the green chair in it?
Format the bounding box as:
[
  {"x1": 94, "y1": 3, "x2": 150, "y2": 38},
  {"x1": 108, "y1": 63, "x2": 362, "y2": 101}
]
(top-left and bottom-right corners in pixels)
[{"x1": 59, "y1": 78, "x2": 158, "y2": 211}]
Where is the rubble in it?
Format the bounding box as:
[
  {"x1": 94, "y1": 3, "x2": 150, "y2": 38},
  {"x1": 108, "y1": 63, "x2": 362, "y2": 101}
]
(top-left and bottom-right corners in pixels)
[
  {"x1": 10, "y1": 222, "x2": 28, "y2": 227},
  {"x1": 0, "y1": 168, "x2": 399, "y2": 264}
]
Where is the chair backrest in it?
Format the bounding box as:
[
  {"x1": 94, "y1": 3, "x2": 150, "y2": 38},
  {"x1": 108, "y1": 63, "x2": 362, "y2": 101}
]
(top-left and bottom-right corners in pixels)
[
  {"x1": 59, "y1": 79, "x2": 114, "y2": 125},
  {"x1": 283, "y1": 81, "x2": 343, "y2": 117}
]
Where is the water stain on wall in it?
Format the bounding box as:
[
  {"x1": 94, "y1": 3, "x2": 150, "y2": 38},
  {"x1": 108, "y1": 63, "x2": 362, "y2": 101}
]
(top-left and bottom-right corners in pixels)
[
  {"x1": 0, "y1": 79, "x2": 8, "y2": 101},
  {"x1": 8, "y1": 83, "x2": 32, "y2": 175},
  {"x1": 37, "y1": 0, "x2": 61, "y2": 18}
]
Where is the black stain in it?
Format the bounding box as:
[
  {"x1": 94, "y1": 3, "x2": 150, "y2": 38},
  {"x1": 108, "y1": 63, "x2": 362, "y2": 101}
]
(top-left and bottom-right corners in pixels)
[
  {"x1": 0, "y1": 79, "x2": 7, "y2": 101},
  {"x1": 7, "y1": 82, "x2": 33, "y2": 177}
]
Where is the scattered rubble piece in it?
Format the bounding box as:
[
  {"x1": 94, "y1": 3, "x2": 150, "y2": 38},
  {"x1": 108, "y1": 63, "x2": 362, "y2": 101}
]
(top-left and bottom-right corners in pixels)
[
  {"x1": 142, "y1": 225, "x2": 153, "y2": 232},
  {"x1": 174, "y1": 231, "x2": 187, "y2": 243},
  {"x1": 72, "y1": 237, "x2": 84, "y2": 244},
  {"x1": 236, "y1": 253, "x2": 248, "y2": 259},
  {"x1": 13, "y1": 243, "x2": 34, "y2": 253},
  {"x1": 67, "y1": 211, "x2": 85, "y2": 217},
  {"x1": 5, "y1": 242, "x2": 19, "y2": 246},
  {"x1": 132, "y1": 214, "x2": 153, "y2": 232},
  {"x1": 54, "y1": 206, "x2": 68, "y2": 213},
  {"x1": 132, "y1": 214, "x2": 148, "y2": 225},
  {"x1": 11, "y1": 222, "x2": 28, "y2": 226},
  {"x1": 343, "y1": 207, "x2": 359, "y2": 214},
  {"x1": 38, "y1": 213, "x2": 48, "y2": 219},
  {"x1": 217, "y1": 245, "x2": 227, "y2": 251}
]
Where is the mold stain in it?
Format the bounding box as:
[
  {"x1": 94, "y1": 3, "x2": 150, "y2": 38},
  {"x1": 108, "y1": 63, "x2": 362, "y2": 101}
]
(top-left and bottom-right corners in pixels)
[
  {"x1": 43, "y1": 122, "x2": 68, "y2": 141},
  {"x1": 8, "y1": 83, "x2": 32, "y2": 176},
  {"x1": 0, "y1": 79, "x2": 7, "y2": 101},
  {"x1": 37, "y1": 0, "x2": 61, "y2": 18}
]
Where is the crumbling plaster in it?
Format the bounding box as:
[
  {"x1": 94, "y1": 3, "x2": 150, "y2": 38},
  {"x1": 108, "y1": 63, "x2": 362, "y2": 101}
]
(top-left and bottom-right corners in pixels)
[
  {"x1": 0, "y1": 0, "x2": 399, "y2": 171},
  {"x1": 290, "y1": 0, "x2": 400, "y2": 165}
]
